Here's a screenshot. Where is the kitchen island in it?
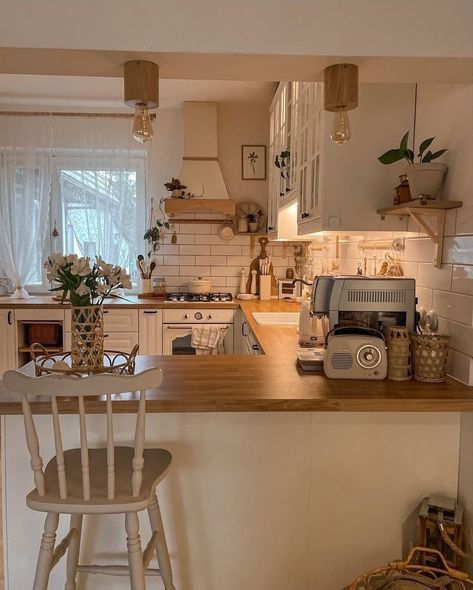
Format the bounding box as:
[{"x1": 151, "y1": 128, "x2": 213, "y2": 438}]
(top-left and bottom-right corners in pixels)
[{"x1": 0, "y1": 298, "x2": 472, "y2": 590}]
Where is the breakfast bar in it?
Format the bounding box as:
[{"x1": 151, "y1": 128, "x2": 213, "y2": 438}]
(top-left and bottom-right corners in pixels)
[{"x1": 1, "y1": 299, "x2": 472, "y2": 590}]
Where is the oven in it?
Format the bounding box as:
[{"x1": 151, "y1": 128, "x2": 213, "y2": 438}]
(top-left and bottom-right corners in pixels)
[{"x1": 162, "y1": 309, "x2": 234, "y2": 355}]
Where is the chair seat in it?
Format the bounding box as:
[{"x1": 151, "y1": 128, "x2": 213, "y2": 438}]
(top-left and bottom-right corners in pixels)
[{"x1": 26, "y1": 446, "x2": 172, "y2": 514}]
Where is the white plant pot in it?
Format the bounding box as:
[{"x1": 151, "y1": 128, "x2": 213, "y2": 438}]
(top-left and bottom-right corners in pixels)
[
  {"x1": 406, "y1": 162, "x2": 448, "y2": 200},
  {"x1": 248, "y1": 222, "x2": 259, "y2": 233}
]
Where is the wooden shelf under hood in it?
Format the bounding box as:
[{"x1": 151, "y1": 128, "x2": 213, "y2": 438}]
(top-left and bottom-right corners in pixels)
[{"x1": 164, "y1": 198, "x2": 235, "y2": 223}]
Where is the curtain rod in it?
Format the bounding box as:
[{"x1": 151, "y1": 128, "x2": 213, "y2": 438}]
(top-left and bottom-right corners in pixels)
[{"x1": 0, "y1": 111, "x2": 156, "y2": 120}]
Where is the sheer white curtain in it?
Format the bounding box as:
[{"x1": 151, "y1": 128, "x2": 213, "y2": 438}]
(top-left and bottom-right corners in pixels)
[
  {"x1": 0, "y1": 115, "x2": 148, "y2": 297},
  {"x1": 0, "y1": 116, "x2": 52, "y2": 298}
]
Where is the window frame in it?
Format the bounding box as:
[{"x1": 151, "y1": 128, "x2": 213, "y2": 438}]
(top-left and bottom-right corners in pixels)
[{"x1": 16, "y1": 149, "x2": 147, "y2": 293}]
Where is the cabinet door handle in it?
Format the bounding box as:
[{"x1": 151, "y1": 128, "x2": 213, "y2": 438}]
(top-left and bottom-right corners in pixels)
[
  {"x1": 252, "y1": 344, "x2": 259, "y2": 351},
  {"x1": 242, "y1": 321, "x2": 249, "y2": 337},
  {"x1": 143, "y1": 310, "x2": 157, "y2": 314},
  {"x1": 103, "y1": 310, "x2": 109, "y2": 314},
  {"x1": 104, "y1": 334, "x2": 109, "y2": 338},
  {"x1": 7, "y1": 311, "x2": 12, "y2": 325}
]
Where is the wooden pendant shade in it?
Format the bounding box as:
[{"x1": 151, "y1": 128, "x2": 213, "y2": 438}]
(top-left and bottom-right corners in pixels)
[
  {"x1": 124, "y1": 60, "x2": 159, "y2": 109},
  {"x1": 324, "y1": 63, "x2": 358, "y2": 112}
]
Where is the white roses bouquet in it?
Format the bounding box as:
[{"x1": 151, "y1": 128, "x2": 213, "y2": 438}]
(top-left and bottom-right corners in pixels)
[{"x1": 44, "y1": 254, "x2": 132, "y2": 306}]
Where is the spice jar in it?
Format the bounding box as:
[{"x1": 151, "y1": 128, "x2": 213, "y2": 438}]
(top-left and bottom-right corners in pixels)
[{"x1": 152, "y1": 276, "x2": 166, "y2": 296}]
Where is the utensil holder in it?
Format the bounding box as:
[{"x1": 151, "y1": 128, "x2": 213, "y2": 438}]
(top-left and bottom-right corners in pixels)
[
  {"x1": 387, "y1": 326, "x2": 412, "y2": 381},
  {"x1": 410, "y1": 333, "x2": 450, "y2": 383},
  {"x1": 140, "y1": 278, "x2": 152, "y2": 294},
  {"x1": 259, "y1": 275, "x2": 271, "y2": 300}
]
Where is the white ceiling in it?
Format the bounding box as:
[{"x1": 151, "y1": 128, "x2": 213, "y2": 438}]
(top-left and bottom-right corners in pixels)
[{"x1": 0, "y1": 75, "x2": 277, "y2": 109}]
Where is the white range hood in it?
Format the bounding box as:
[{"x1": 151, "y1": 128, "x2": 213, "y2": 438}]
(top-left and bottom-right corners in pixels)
[{"x1": 178, "y1": 102, "x2": 229, "y2": 199}]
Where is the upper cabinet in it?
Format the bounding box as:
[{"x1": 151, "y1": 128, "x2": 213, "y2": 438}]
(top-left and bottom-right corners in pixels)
[{"x1": 268, "y1": 82, "x2": 416, "y2": 237}]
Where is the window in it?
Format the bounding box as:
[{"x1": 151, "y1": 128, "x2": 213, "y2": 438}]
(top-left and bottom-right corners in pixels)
[
  {"x1": 0, "y1": 151, "x2": 146, "y2": 289},
  {"x1": 50, "y1": 155, "x2": 146, "y2": 287}
]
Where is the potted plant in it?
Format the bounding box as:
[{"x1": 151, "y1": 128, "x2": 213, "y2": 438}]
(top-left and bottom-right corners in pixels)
[
  {"x1": 44, "y1": 254, "x2": 131, "y2": 369},
  {"x1": 144, "y1": 219, "x2": 170, "y2": 256},
  {"x1": 164, "y1": 177, "x2": 187, "y2": 198},
  {"x1": 378, "y1": 131, "x2": 448, "y2": 200},
  {"x1": 247, "y1": 209, "x2": 262, "y2": 233}
]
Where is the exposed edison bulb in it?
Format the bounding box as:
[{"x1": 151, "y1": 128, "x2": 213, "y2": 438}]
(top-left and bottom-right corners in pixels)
[
  {"x1": 330, "y1": 110, "x2": 351, "y2": 144},
  {"x1": 132, "y1": 104, "x2": 153, "y2": 143}
]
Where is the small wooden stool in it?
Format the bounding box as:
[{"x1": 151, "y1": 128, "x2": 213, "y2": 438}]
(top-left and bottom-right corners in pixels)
[{"x1": 3, "y1": 367, "x2": 176, "y2": 590}]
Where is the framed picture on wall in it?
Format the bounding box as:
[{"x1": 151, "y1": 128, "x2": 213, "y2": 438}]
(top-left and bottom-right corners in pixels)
[{"x1": 241, "y1": 145, "x2": 266, "y2": 180}]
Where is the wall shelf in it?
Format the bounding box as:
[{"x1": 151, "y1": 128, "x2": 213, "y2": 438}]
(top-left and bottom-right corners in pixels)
[
  {"x1": 164, "y1": 198, "x2": 236, "y2": 218},
  {"x1": 377, "y1": 199, "x2": 463, "y2": 268}
]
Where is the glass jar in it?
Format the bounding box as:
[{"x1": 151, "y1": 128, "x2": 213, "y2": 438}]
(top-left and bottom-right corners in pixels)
[{"x1": 152, "y1": 276, "x2": 166, "y2": 296}]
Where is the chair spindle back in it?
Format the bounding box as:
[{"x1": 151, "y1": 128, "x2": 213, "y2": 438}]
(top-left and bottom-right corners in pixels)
[{"x1": 3, "y1": 368, "x2": 163, "y2": 501}]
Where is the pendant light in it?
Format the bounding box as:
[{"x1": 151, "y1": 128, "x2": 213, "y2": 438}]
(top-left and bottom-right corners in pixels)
[
  {"x1": 124, "y1": 60, "x2": 159, "y2": 143},
  {"x1": 323, "y1": 63, "x2": 358, "y2": 145}
]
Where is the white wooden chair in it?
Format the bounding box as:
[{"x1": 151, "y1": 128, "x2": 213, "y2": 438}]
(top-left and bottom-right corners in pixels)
[{"x1": 3, "y1": 367, "x2": 176, "y2": 590}]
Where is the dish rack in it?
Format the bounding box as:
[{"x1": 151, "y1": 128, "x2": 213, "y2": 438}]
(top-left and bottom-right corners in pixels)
[{"x1": 348, "y1": 547, "x2": 473, "y2": 590}]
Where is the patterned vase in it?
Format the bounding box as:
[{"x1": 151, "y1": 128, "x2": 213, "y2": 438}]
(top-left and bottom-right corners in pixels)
[{"x1": 70, "y1": 305, "x2": 104, "y2": 370}]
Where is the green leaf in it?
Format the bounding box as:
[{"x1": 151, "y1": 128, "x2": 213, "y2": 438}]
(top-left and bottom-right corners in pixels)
[
  {"x1": 404, "y1": 149, "x2": 414, "y2": 164},
  {"x1": 399, "y1": 131, "x2": 409, "y2": 152},
  {"x1": 164, "y1": 222, "x2": 170, "y2": 229},
  {"x1": 378, "y1": 149, "x2": 404, "y2": 165},
  {"x1": 422, "y1": 150, "x2": 433, "y2": 163},
  {"x1": 429, "y1": 148, "x2": 447, "y2": 161},
  {"x1": 418, "y1": 137, "x2": 435, "y2": 159}
]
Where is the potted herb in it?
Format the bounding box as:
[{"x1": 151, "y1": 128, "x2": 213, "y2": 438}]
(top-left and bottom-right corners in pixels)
[
  {"x1": 378, "y1": 131, "x2": 448, "y2": 200},
  {"x1": 164, "y1": 177, "x2": 187, "y2": 198},
  {"x1": 247, "y1": 209, "x2": 262, "y2": 233}
]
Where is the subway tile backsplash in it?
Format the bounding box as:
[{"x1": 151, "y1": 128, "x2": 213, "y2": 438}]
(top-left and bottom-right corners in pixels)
[{"x1": 151, "y1": 223, "x2": 298, "y2": 297}]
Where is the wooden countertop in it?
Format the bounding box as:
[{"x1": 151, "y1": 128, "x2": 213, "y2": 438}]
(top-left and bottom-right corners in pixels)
[
  {"x1": 1, "y1": 298, "x2": 472, "y2": 414},
  {"x1": 0, "y1": 295, "x2": 238, "y2": 310}
]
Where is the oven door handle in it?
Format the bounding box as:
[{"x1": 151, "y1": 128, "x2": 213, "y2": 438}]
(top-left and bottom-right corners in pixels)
[{"x1": 164, "y1": 326, "x2": 193, "y2": 330}]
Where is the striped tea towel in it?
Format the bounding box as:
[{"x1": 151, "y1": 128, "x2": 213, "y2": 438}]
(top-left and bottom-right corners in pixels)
[{"x1": 191, "y1": 325, "x2": 228, "y2": 355}]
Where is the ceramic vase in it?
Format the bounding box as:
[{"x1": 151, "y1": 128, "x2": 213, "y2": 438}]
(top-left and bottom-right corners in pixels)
[
  {"x1": 406, "y1": 163, "x2": 448, "y2": 200},
  {"x1": 70, "y1": 305, "x2": 104, "y2": 369}
]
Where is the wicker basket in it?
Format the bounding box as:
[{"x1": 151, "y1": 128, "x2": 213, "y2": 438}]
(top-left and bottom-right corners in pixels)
[
  {"x1": 387, "y1": 326, "x2": 412, "y2": 382},
  {"x1": 349, "y1": 547, "x2": 472, "y2": 590},
  {"x1": 411, "y1": 333, "x2": 450, "y2": 383}
]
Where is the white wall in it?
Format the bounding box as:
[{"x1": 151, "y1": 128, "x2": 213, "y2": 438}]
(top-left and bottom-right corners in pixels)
[
  {"x1": 1, "y1": 1, "x2": 472, "y2": 58},
  {"x1": 2, "y1": 412, "x2": 461, "y2": 590}
]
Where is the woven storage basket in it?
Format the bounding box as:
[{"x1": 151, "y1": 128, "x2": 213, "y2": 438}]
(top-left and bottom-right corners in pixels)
[
  {"x1": 349, "y1": 547, "x2": 472, "y2": 590},
  {"x1": 411, "y1": 333, "x2": 450, "y2": 383}
]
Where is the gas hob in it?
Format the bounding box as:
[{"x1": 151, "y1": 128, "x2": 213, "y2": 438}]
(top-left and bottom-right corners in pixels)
[{"x1": 165, "y1": 292, "x2": 233, "y2": 303}]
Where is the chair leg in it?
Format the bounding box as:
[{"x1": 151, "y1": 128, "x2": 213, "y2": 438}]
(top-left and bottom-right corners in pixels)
[
  {"x1": 125, "y1": 512, "x2": 146, "y2": 590},
  {"x1": 33, "y1": 512, "x2": 60, "y2": 590},
  {"x1": 64, "y1": 513, "x2": 83, "y2": 590},
  {"x1": 148, "y1": 496, "x2": 176, "y2": 590}
]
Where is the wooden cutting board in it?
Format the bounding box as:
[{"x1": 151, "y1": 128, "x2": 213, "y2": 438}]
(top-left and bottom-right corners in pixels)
[{"x1": 245, "y1": 236, "x2": 278, "y2": 295}]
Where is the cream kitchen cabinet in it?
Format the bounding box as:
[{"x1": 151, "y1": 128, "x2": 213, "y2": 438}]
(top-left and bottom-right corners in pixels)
[
  {"x1": 268, "y1": 83, "x2": 293, "y2": 238},
  {"x1": 269, "y1": 82, "x2": 416, "y2": 237},
  {"x1": 234, "y1": 310, "x2": 262, "y2": 355},
  {"x1": 0, "y1": 309, "x2": 17, "y2": 374},
  {"x1": 64, "y1": 330, "x2": 139, "y2": 353},
  {"x1": 297, "y1": 82, "x2": 416, "y2": 235},
  {"x1": 64, "y1": 308, "x2": 139, "y2": 354},
  {"x1": 138, "y1": 309, "x2": 163, "y2": 355}
]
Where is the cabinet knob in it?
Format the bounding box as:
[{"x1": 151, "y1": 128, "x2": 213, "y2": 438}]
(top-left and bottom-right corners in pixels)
[
  {"x1": 208, "y1": 314, "x2": 213, "y2": 319},
  {"x1": 184, "y1": 314, "x2": 189, "y2": 319}
]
